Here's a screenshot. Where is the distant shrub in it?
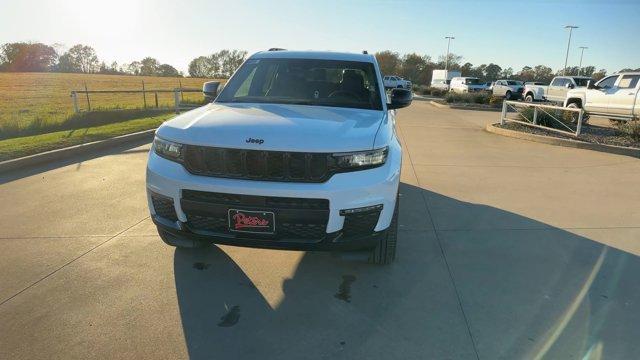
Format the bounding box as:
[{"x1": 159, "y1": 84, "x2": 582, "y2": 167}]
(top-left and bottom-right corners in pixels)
[
  {"x1": 489, "y1": 95, "x2": 503, "y2": 106},
  {"x1": 445, "y1": 92, "x2": 492, "y2": 105},
  {"x1": 429, "y1": 88, "x2": 448, "y2": 97},
  {"x1": 615, "y1": 120, "x2": 640, "y2": 141},
  {"x1": 518, "y1": 107, "x2": 573, "y2": 130}
]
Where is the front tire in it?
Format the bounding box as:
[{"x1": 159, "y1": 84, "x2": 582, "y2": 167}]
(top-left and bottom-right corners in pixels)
[
  {"x1": 369, "y1": 195, "x2": 398, "y2": 265},
  {"x1": 157, "y1": 227, "x2": 209, "y2": 248},
  {"x1": 525, "y1": 94, "x2": 534, "y2": 102},
  {"x1": 566, "y1": 102, "x2": 590, "y2": 124},
  {"x1": 505, "y1": 90, "x2": 512, "y2": 100}
]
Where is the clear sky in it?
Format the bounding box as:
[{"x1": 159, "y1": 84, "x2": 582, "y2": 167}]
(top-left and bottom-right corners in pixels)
[{"x1": 1, "y1": 0, "x2": 638, "y2": 74}]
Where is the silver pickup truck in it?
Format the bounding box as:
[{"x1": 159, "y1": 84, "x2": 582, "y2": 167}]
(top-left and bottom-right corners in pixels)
[
  {"x1": 565, "y1": 72, "x2": 640, "y2": 120},
  {"x1": 523, "y1": 76, "x2": 592, "y2": 104}
]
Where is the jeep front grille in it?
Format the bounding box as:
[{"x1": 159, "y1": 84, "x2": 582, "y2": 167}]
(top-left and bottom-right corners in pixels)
[{"x1": 183, "y1": 145, "x2": 336, "y2": 183}]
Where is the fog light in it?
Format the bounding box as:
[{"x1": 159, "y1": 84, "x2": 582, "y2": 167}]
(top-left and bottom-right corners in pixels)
[{"x1": 339, "y1": 204, "x2": 383, "y2": 216}]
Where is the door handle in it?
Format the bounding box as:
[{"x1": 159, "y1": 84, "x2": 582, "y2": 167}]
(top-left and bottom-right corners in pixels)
[{"x1": 629, "y1": 92, "x2": 635, "y2": 95}]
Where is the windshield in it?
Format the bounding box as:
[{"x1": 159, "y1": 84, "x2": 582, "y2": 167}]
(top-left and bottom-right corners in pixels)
[
  {"x1": 464, "y1": 78, "x2": 480, "y2": 85},
  {"x1": 573, "y1": 78, "x2": 592, "y2": 87},
  {"x1": 506, "y1": 80, "x2": 522, "y2": 85},
  {"x1": 216, "y1": 58, "x2": 383, "y2": 110}
]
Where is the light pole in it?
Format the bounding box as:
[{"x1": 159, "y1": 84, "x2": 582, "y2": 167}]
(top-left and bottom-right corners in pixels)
[
  {"x1": 444, "y1": 36, "x2": 455, "y2": 71},
  {"x1": 578, "y1": 46, "x2": 588, "y2": 75},
  {"x1": 563, "y1": 25, "x2": 578, "y2": 75}
]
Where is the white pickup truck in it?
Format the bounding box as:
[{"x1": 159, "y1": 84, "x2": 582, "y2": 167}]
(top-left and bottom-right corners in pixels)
[
  {"x1": 383, "y1": 75, "x2": 412, "y2": 90},
  {"x1": 564, "y1": 72, "x2": 640, "y2": 120},
  {"x1": 522, "y1": 76, "x2": 592, "y2": 104}
]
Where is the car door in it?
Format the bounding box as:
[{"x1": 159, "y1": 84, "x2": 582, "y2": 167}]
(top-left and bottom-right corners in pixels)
[
  {"x1": 585, "y1": 75, "x2": 618, "y2": 113},
  {"x1": 606, "y1": 74, "x2": 640, "y2": 116},
  {"x1": 493, "y1": 81, "x2": 504, "y2": 96},
  {"x1": 547, "y1": 78, "x2": 566, "y2": 102}
]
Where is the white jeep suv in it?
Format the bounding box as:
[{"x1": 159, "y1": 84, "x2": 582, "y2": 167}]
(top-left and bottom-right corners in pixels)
[{"x1": 146, "y1": 50, "x2": 411, "y2": 264}]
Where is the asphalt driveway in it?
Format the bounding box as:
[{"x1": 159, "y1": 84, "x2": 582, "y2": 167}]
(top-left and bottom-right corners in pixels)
[{"x1": 1, "y1": 101, "x2": 639, "y2": 359}]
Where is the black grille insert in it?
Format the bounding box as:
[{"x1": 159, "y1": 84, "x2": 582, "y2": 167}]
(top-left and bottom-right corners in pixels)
[
  {"x1": 342, "y1": 210, "x2": 381, "y2": 238},
  {"x1": 150, "y1": 192, "x2": 178, "y2": 222},
  {"x1": 183, "y1": 146, "x2": 338, "y2": 183}
]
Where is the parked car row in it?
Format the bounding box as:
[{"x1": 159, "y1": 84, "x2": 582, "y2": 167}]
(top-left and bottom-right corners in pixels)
[{"x1": 392, "y1": 68, "x2": 639, "y2": 120}]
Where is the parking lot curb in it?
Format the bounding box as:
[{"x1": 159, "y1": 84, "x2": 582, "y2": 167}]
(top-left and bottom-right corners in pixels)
[
  {"x1": 485, "y1": 123, "x2": 640, "y2": 158},
  {"x1": 429, "y1": 100, "x2": 449, "y2": 108},
  {"x1": 429, "y1": 100, "x2": 500, "y2": 112},
  {"x1": 0, "y1": 129, "x2": 156, "y2": 173}
]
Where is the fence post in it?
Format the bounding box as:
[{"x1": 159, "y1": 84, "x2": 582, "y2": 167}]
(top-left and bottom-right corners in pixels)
[
  {"x1": 142, "y1": 81, "x2": 147, "y2": 109},
  {"x1": 576, "y1": 109, "x2": 584, "y2": 136},
  {"x1": 179, "y1": 79, "x2": 184, "y2": 102},
  {"x1": 155, "y1": 92, "x2": 159, "y2": 108},
  {"x1": 500, "y1": 100, "x2": 507, "y2": 125},
  {"x1": 71, "y1": 91, "x2": 79, "y2": 113},
  {"x1": 83, "y1": 82, "x2": 91, "y2": 111},
  {"x1": 533, "y1": 107, "x2": 538, "y2": 125},
  {"x1": 174, "y1": 89, "x2": 180, "y2": 114}
]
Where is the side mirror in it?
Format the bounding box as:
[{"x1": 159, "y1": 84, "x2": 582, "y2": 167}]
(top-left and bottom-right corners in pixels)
[
  {"x1": 388, "y1": 88, "x2": 412, "y2": 110},
  {"x1": 203, "y1": 81, "x2": 221, "y2": 102},
  {"x1": 565, "y1": 83, "x2": 575, "y2": 89}
]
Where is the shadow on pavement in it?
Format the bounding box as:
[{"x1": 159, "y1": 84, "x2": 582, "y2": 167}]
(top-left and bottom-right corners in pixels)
[
  {"x1": 0, "y1": 138, "x2": 152, "y2": 185},
  {"x1": 173, "y1": 183, "x2": 640, "y2": 359}
]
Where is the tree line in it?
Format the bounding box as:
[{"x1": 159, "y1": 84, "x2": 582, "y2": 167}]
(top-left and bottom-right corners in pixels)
[
  {"x1": 374, "y1": 50, "x2": 624, "y2": 86},
  {"x1": 1, "y1": 42, "x2": 637, "y2": 83},
  {"x1": 0, "y1": 42, "x2": 247, "y2": 78},
  {"x1": 0, "y1": 42, "x2": 183, "y2": 77}
]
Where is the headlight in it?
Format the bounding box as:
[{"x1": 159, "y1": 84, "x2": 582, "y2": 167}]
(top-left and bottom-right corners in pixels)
[
  {"x1": 333, "y1": 147, "x2": 388, "y2": 169},
  {"x1": 153, "y1": 136, "x2": 184, "y2": 163}
]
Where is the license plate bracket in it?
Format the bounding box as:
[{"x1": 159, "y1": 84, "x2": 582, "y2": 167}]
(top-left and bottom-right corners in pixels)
[{"x1": 228, "y1": 209, "x2": 275, "y2": 234}]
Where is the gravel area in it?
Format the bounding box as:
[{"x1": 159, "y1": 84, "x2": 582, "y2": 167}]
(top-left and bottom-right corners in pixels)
[{"x1": 498, "y1": 121, "x2": 640, "y2": 149}]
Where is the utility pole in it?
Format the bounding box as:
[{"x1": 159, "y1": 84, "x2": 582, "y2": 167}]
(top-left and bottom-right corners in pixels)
[
  {"x1": 578, "y1": 46, "x2": 588, "y2": 75},
  {"x1": 563, "y1": 25, "x2": 578, "y2": 75},
  {"x1": 444, "y1": 36, "x2": 455, "y2": 71}
]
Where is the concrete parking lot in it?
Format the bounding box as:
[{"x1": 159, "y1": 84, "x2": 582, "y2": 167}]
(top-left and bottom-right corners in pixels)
[{"x1": 1, "y1": 101, "x2": 640, "y2": 359}]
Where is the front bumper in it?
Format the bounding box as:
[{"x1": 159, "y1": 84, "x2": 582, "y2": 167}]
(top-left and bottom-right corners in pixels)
[
  {"x1": 153, "y1": 214, "x2": 385, "y2": 251},
  {"x1": 146, "y1": 142, "x2": 401, "y2": 250}
]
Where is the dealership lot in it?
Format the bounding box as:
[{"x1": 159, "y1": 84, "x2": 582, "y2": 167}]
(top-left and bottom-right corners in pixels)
[{"x1": 1, "y1": 101, "x2": 640, "y2": 359}]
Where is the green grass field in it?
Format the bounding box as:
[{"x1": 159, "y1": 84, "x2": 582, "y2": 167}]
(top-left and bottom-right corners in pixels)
[
  {"x1": 0, "y1": 113, "x2": 174, "y2": 161},
  {"x1": 0, "y1": 72, "x2": 221, "y2": 137}
]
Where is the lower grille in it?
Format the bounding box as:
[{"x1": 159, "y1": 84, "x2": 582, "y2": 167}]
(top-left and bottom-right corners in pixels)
[
  {"x1": 150, "y1": 193, "x2": 178, "y2": 222},
  {"x1": 342, "y1": 210, "x2": 381, "y2": 238},
  {"x1": 181, "y1": 190, "x2": 329, "y2": 241},
  {"x1": 188, "y1": 215, "x2": 227, "y2": 232}
]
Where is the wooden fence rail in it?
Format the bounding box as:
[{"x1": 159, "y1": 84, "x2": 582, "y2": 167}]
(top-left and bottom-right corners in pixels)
[{"x1": 69, "y1": 88, "x2": 202, "y2": 114}]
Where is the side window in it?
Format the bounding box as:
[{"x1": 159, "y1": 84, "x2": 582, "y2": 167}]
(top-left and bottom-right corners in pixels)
[
  {"x1": 551, "y1": 78, "x2": 562, "y2": 86},
  {"x1": 618, "y1": 75, "x2": 640, "y2": 89},
  {"x1": 597, "y1": 76, "x2": 618, "y2": 89}
]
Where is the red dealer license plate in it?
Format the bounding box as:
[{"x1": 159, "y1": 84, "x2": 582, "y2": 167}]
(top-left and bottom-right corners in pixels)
[{"x1": 228, "y1": 209, "x2": 275, "y2": 234}]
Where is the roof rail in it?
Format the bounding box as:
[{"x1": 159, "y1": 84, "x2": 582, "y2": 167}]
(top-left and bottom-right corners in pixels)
[{"x1": 268, "y1": 48, "x2": 286, "y2": 51}]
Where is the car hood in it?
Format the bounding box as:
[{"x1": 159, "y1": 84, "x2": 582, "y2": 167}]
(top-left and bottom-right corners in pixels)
[{"x1": 156, "y1": 103, "x2": 386, "y2": 152}]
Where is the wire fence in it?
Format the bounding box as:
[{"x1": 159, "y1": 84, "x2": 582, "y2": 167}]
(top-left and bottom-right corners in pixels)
[{"x1": 500, "y1": 100, "x2": 585, "y2": 136}]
